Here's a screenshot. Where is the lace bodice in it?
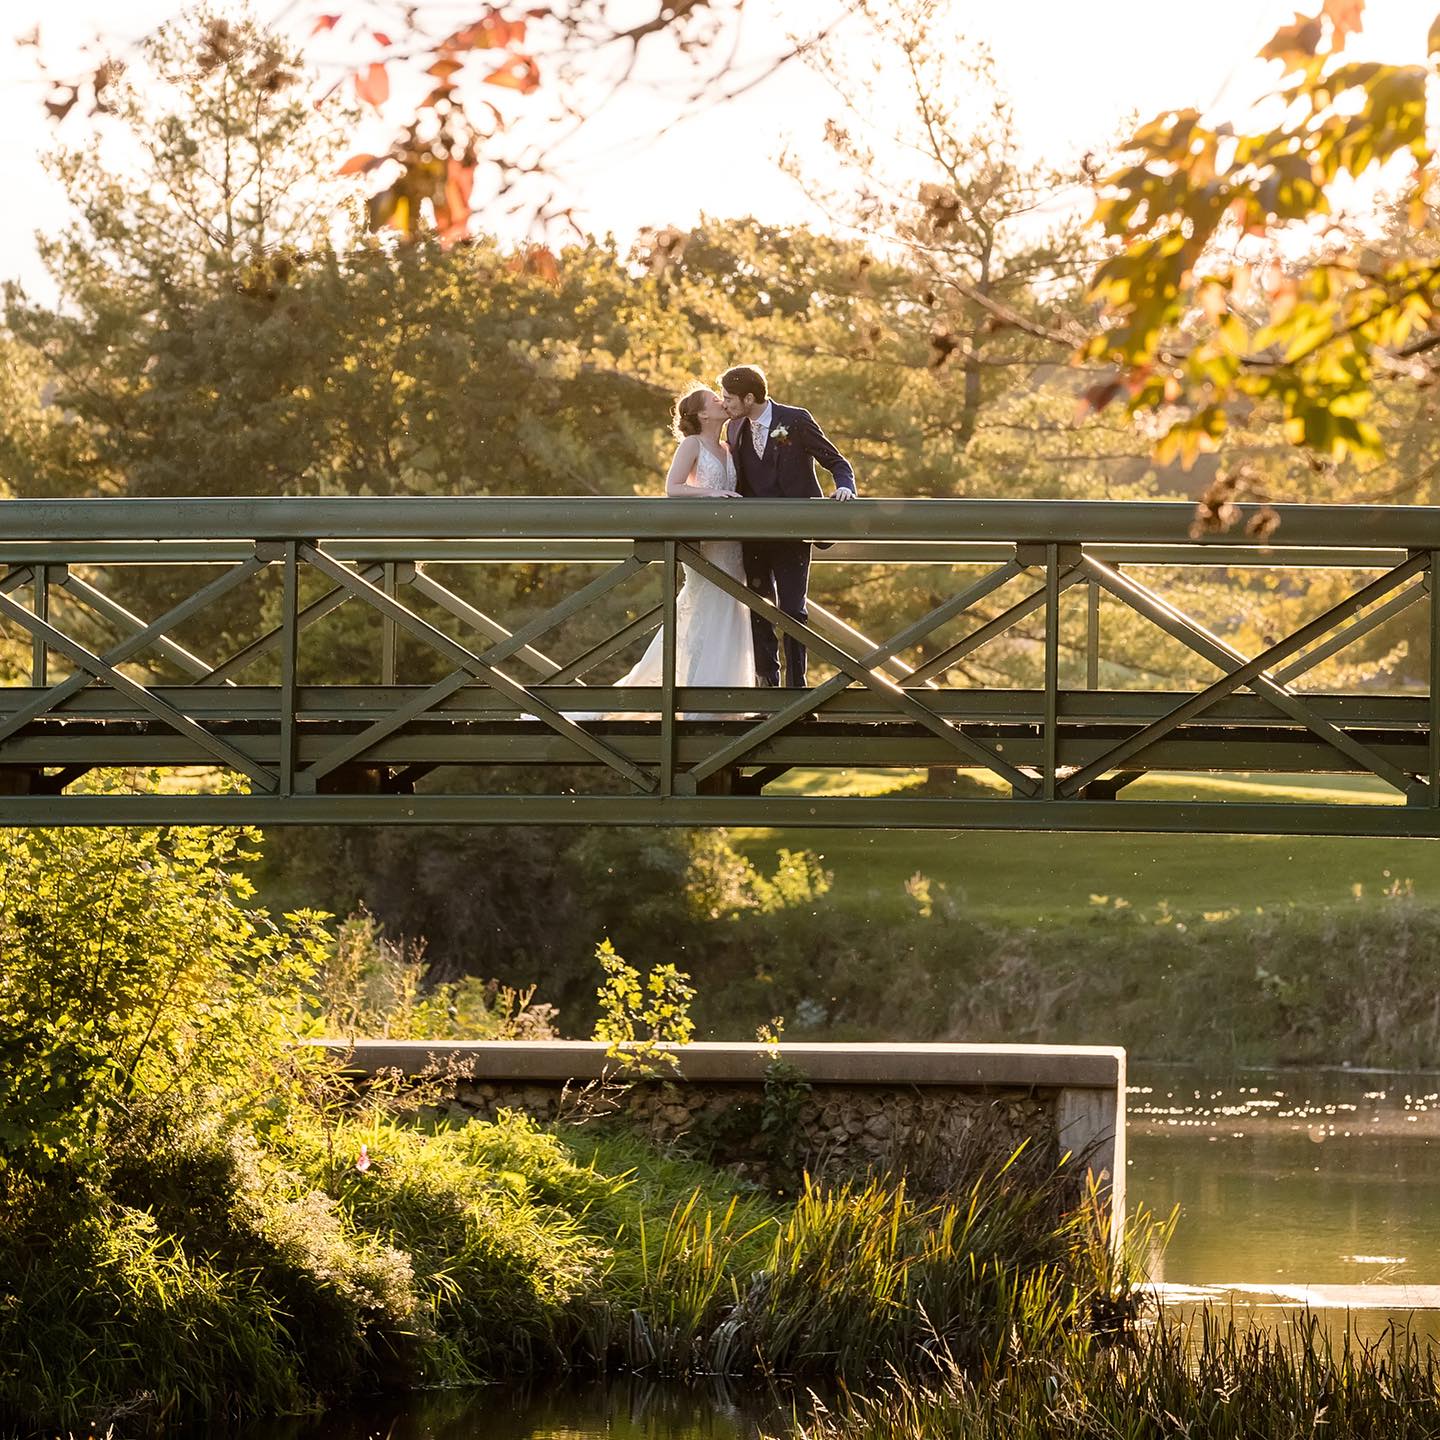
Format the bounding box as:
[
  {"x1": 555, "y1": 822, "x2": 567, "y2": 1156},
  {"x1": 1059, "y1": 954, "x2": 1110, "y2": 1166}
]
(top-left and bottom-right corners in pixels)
[{"x1": 692, "y1": 444, "x2": 737, "y2": 493}]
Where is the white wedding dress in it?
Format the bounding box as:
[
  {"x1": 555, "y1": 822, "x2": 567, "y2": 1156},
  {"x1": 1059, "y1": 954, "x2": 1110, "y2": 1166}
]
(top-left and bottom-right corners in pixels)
[{"x1": 582, "y1": 444, "x2": 754, "y2": 718}]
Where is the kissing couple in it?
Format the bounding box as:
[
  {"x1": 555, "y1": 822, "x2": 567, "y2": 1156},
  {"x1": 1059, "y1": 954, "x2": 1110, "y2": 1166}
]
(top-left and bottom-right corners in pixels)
[{"x1": 611, "y1": 364, "x2": 856, "y2": 706}]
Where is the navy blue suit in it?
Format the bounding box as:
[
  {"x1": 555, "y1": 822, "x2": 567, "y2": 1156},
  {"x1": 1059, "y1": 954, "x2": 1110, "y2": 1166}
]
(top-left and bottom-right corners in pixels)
[{"x1": 728, "y1": 402, "x2": 855, "y2": 687}]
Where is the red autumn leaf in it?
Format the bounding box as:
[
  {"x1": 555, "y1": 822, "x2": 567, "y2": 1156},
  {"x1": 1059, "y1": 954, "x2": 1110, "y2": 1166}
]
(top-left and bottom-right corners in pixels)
[
  {"x1": 372, "y1": 30, "x2": 393, "y2": 46},
  {"x1": 446, "y1": 158, "x2": 476, "y2": 213},
  {"x1": 1075, "y1": 377, "x2": 1124, "y2": 420},
  {"x1": 435, "y1": 163, "x2": 476, "y2": 243},
  {"x1": 44, "y1": 86, "x2": 79, "y2": 121},
  {"x1": 311, "y1": 14, "x2": 340, "y2": 34},
  {"x1": 337, "y1": 152, "x2": 381, "y2": 175},
  {"x1": 509, "y1": 245, "x2": 560, "y2": 283},
  {"x1": 1322, "y1": 0, "x2": 1364, "y2": 42},
  {"x1": 452, "y1": 15, "x2": 528, "y2": 50},
  {"x1": 355, "y1": 62, "x2": 389, "y2": 108},
  {"x1": 1259, "y1": 13, "x2": 1323, "y2": 62},
  {"x1": 484, "y1": 54, "x2": 541, "y2": 93}
]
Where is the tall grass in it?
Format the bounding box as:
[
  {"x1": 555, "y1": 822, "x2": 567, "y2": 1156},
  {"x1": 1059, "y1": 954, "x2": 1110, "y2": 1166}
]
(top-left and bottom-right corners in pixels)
[
  {"x1": 594, "y1": 1145, "x2": 1123, "y2": 1382},
  {"x1": 802, "y1": 1307, "x2": 1440, "y2": 1440}
]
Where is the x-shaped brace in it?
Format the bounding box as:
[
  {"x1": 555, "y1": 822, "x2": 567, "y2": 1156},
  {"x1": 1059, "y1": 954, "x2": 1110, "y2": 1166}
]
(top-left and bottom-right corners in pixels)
[
  {"x1": 1063, "y1": 553, "x2": 1430, "y2": 799},
  {"x1": 676, "y1": 546, "x2": 1040, "y2": 795}
]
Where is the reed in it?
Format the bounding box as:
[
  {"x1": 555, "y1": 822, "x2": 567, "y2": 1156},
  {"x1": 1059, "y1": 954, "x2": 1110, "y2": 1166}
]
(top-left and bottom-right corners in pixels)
[
  {"x1": 802, "y1": 1306, "x2": 1440, "y2": 1440},
  {"x1": 595, "y1": 1146, "x2": 1126, "y2": 1381}
]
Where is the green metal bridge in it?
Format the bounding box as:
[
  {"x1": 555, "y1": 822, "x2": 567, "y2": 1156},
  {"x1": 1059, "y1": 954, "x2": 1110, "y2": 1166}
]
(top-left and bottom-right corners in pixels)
[{"x1": 2, "y1": 496, "x2": 1438, "y2": 835}]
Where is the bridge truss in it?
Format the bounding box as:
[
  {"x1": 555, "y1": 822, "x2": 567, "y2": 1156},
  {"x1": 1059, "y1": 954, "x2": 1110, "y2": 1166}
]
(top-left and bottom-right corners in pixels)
[{"x1": 1, "y1": 497, "x2": 1438, "y2": 835}]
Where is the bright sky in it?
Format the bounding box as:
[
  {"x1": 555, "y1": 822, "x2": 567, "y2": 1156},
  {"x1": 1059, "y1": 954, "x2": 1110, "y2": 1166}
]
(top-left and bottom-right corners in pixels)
[{"x1": 0, "y1": 0, "x2": 1434, "y2": 297}]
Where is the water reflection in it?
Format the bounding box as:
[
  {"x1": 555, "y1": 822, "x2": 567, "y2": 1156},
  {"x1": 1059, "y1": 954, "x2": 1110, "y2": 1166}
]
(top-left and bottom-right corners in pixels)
[
  {"x1": 1130, "y1": 1061, "x2": 1440, "y2": 1341},
  {"x1": 241, "y1": 1378, "x2": 802, "y2": 1440}
]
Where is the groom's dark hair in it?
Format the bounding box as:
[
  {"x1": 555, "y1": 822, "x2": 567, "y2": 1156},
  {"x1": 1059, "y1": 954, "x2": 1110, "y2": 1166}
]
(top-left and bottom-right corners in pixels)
[{"x1": 719, "y1": 365, "x2": 768, "y2": 404}]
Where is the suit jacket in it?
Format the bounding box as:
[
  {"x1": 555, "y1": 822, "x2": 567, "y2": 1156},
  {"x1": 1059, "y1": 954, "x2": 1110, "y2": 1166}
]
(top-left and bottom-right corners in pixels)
[{"x1": 729, "y1": 402, "x2": 855, "y2": 500}]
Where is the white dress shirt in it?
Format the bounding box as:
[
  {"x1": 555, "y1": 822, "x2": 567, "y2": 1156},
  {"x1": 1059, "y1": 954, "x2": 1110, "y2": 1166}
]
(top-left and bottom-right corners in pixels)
[{"x1": 749, "y1": 399, "x2": 774, "y2": 458}]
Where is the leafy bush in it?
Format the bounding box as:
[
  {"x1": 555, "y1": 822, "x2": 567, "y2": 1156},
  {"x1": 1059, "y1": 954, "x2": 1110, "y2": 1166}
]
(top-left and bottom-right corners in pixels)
[
  {"x1": 592, "y1": 937, "x2": 696, "y2": 1073},
  {"x1": 0, "y1": 822, "x2": 329, "y2": 1180},
  {"x1": 316, "y1": 908, "x2": 559, "y2": 1040}
]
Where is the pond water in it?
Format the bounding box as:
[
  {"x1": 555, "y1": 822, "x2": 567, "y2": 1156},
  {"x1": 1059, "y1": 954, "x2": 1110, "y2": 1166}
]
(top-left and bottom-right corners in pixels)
[
  {"x1": 243, "y1": 1378, "x2": 786, "y2": 1440},
  {"x1": 247, "y1": 1061, "x2": 1440, "y2": 1439},
  {"x1": 1129, "y1": 1060, "x2": 1440, "y2": 1340}
]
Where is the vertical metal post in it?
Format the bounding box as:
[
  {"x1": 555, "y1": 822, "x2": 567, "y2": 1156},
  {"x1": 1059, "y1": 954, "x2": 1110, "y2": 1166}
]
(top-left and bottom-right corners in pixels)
[
  {"x1": 1430, "y1": 553, "x2": 1439, "y2": 804},
  {"x1": 381, "y1": 562, "x2": 397, "y2": 686},
  {"x1": 1086, "y1": 577, "x2": 1100, "y2": 691},
  {"x1": 660, "y1": 541, "x2": 678, "y2": 797},
  {"x1": 1043, "y1": 543, "x2": 1059, "y2": 800},
  {"x1": 31, "y1": 564, "x2": 48, "y2": 686},
  {"x1": 279, "y1": 542, "x2": 299, "y2": 797}
]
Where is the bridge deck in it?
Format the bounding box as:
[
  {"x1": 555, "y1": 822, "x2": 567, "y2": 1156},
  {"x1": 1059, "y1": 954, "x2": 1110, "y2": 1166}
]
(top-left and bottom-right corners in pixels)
[{"x1": 2, "y1": 497, "x2": 1438, "y2": 834}]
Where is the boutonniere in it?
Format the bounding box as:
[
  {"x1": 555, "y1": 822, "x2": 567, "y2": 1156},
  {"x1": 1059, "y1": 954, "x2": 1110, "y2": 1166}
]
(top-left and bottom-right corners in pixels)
[{"x1": 771, "y1": 424, "x2": 791, "y2": 447}]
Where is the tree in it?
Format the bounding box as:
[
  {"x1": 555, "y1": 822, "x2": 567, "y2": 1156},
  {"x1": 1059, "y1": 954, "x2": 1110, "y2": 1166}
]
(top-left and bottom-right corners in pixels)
[
  {"x1": 790, "y1": 0, "x2": 1118, "y2": 480},
  {"x1": 6, "y1": 6, "x2": 360, "y2": 500},
  {"x1": 1081, "y1": 0, "x2": 1440, "y2": 475},
  {"x1": 33, "y1": 1, "x2": 834, "y2": 251}
]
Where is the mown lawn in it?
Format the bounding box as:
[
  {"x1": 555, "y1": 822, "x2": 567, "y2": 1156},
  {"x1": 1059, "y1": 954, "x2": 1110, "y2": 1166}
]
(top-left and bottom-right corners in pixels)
[{"x1": 736, "y1": 769, "x2": 1439, "y2": 926}]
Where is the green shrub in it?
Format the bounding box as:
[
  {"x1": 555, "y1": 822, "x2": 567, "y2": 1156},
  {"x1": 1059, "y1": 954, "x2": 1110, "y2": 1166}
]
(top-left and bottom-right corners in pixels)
[
  {"x1": 0, "y1": 822, "x2": 330, "y2": 1181},
  {"x1": 315, "y1": 908, "x2": 559, "y2": 1040}
]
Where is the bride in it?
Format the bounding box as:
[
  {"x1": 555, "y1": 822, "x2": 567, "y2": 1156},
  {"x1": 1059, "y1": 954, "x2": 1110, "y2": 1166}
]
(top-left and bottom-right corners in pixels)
[{"x1": 588, "y1": 387, "x2": 754, "y2": 715}]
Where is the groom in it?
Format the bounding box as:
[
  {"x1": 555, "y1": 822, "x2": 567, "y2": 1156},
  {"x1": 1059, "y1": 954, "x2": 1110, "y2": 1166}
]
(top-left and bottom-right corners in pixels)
[{"x1": 720, "y1": 365, "x2": 856, "y2": 689}]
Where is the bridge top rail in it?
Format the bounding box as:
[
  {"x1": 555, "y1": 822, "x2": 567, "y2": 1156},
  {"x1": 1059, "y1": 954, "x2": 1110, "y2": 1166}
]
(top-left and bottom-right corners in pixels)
[{"x1": 0, "y1": 496, "x2": 1434, "y2": 550}]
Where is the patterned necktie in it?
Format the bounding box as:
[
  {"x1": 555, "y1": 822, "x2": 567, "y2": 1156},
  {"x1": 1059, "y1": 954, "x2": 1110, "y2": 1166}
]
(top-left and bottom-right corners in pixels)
[{"x1": 751, "y1": 419, "x2": 764, "y2": 457}]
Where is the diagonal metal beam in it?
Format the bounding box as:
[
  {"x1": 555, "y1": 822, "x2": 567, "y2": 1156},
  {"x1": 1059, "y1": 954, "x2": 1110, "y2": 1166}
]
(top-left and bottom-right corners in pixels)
[
  {"x1": 294, "y1": 551, "x2": 650, "y2": 785},
  {"x1": 408, "y1": 566, "x2": 564, "y2": 678},
  {"x1": 808, "y1": 602, "x2": 930, "y2": 686},
  {"x1": 1063, "y1": 553, "x2": 1430, "y2": 798},
  {"x1": 907, "y1": 567, "x2": 1088, "y2": 684},
  {"x1": 197, "y1": 562, "x2": 385, "y2": 685},
  {"x1": 0, "y1": 589, "x2": 275, "y2": 786},
  {"x1": 298, "y1": 547, "x2": 655, "y2": 790},
  {"x1": 1079, "y1": 556, "x2": 1423, "y2": 794},
  {"x1": 1271, "y1": 579, "x2": 1427, "y2": 686},
  {"x1": 0, "y1": 568, "x2": 34, "y2": 595},
  {"x1": 549, "y1": 604, "x2": 661, "y2": 684},
  {"x1": 676, "y1": 545, "x2": 1038, "y2": 793},
  {"x1": 0, "y1": 558, "x2": 267, "y2": 748},
  {"x1": 686, "y1": 560, "x2": 1024, "y2": 785},
  {"x1": 60, "y1": 573, "x2": 224, "y2": 682}
]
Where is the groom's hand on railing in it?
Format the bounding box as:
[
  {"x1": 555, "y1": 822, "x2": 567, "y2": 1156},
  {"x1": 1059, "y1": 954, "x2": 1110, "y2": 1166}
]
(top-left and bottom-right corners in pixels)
[{"x1": 832, "y1": 488, "x2": 855, "y2": 501}]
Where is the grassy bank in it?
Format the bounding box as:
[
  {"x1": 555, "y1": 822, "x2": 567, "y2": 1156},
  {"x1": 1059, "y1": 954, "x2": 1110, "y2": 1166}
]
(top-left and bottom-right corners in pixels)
[
  {"x1": 0, "y1": 1105, "x2": 1111, "y2": 1434},
  {"x1": 703, "y1": 769, "x2": 1440, "y2": 1067},
  {"x1": 250, "y1": 768, "x2": 1440, "y2": 1068},
  {"x1": 0, "y1": 815, "x2": 1129, "y2": 1435}
]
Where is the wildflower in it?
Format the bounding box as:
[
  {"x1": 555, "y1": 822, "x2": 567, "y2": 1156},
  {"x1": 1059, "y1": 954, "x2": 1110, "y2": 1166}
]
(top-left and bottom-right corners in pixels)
[{"x1": 355, "y1": 1144, "x2": 371, "y2": 1173}]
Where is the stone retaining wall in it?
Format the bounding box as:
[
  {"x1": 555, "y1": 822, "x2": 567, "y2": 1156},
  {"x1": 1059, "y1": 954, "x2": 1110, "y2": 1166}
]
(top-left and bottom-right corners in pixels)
[{"x1": 317, "y1": 1040, "x2": 1125, "y2": 1225}]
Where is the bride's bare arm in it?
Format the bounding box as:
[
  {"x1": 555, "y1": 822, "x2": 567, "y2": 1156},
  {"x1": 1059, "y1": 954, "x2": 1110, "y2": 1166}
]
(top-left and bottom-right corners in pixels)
[{"x1": 664, "y1": 436, "x2": 701, "y2": 495}]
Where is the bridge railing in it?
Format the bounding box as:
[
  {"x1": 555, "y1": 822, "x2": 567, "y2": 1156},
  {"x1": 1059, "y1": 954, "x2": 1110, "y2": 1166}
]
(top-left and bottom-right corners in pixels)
[{"x1": 1, "y1": 496, "x2": 1437, "y2": 834}]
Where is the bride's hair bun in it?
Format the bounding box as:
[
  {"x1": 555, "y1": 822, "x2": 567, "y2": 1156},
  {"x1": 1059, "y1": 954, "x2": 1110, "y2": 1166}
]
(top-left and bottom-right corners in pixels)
[{"x1": 672, "y1": 387, "x2": 712, "y2": 441}]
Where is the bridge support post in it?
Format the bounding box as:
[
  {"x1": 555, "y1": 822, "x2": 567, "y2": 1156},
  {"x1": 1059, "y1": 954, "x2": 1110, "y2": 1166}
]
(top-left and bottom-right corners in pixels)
[
  {"x1": 0, "y1": 768, "x2": 41, "y2": 796},
  {"x1": 315, "y1": 765, "x2": 387, "y2": 795},
  {"x1": 1430, "y1": 551, "x2": 1439, "y2": 804}
]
